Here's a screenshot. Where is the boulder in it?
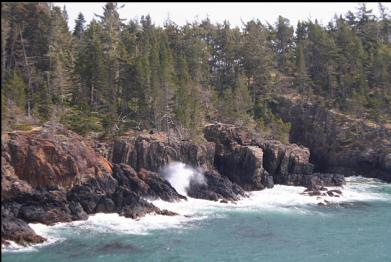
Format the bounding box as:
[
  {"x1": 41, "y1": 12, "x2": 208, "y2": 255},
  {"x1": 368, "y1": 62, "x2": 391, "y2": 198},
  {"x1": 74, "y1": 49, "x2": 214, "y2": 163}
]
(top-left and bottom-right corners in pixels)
[
  {"x1": 1, "y1": 215, "x2": 46, "y2": 247},
  {"x1": 187, "y1": 170, "x2": 247, "y2": 201},
  {"x1": 112, "y1": 163, "x2": 186, "y2": 202}
]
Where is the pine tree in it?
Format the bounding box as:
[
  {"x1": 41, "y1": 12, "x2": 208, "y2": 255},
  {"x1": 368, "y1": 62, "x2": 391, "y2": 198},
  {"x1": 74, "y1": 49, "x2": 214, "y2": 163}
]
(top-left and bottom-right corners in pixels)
[
  {"x1": 274, "y1": 16, "x2": 294, "y2": 74},
  {"x1": 3, "y1": 70, "x2": 26, "y2": 109},
  {"x1": 48, "y1": 6, "x2": 74, "y2": 106},
  {"x1": 96, "y1": 2, "x2": 125, "y2": 115},
  {"x1": 75, "y1": 20, "x2": 108, "y2": 109},
  {"x1": 242, "y1": 20, "x2": 274, "y2": 107},
  {"x1": 73, "y1": 12, "x2": 86, "y2": 40}
]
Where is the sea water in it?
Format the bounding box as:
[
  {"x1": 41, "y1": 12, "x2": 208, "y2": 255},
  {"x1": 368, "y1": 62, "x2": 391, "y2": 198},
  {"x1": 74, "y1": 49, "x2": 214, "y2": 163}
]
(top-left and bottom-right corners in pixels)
[{"x1": 2, "y1": 176, "x2": 391, "y2": 262}]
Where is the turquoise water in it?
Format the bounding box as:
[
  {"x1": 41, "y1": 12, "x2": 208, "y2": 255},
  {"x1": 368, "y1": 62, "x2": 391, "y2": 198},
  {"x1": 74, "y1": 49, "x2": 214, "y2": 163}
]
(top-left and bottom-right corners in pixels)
[{"x1": 2, "y1": 177, "x2": 391, "y2": 262}]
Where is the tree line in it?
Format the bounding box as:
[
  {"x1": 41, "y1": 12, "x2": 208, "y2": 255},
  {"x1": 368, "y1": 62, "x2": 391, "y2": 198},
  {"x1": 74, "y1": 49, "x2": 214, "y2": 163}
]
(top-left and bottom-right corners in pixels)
[{"x1": 1, "y1": 2, "x2": 390, "y2": 140}]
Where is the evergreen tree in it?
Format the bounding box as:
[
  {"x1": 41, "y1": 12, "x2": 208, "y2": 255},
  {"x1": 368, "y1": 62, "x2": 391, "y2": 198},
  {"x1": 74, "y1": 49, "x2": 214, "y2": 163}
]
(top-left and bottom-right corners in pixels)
[
  {"x1": 73, "y1": 12, "x2": 86, "y2": 40},
  {"x1": 96, "y1": 2, "x2": 125, "y2": 115},
  {"x1": 274, "y1": 16, "x2": 294, "y2": 74},
  {"x1": 2, "y1": 2, "x2": 390, "y2": 134},
  {"x1": 48, "y1": 6, "x2": 74, "y2": 106},
  {"x1": 242, "y1": 20, "x2": 274, "y2": 108}
]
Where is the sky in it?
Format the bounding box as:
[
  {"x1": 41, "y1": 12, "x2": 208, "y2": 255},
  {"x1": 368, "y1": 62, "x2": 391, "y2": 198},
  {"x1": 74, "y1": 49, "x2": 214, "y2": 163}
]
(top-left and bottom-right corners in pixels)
[{"x1": 56, "y1": 2, "x2": 391, "y2": 30}]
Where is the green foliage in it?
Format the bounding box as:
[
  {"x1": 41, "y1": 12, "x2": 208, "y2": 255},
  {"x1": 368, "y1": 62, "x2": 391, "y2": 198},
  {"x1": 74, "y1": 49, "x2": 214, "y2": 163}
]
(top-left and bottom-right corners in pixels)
[
  {"x1": 32, "y1": 82, "x2": 52, "y2": 121},
  {"x1": 3, "y1": 71, "x2": 26, "y2": 108},
  {"x1": 2, "y1": 3, "x2": 390, "y2": 137},
  {"x1": 257, "y1": 112, "x2": 292, "y2": 144},
  {"x1": 60, "y1": 105, "x2": 103, "y2": 136}
]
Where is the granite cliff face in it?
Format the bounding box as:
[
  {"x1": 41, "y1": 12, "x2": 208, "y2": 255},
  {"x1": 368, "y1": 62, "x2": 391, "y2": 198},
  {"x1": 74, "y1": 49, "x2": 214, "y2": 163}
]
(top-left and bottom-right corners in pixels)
[{"x1": 273, "y1": 95, "x2": 391, "y2": 182}]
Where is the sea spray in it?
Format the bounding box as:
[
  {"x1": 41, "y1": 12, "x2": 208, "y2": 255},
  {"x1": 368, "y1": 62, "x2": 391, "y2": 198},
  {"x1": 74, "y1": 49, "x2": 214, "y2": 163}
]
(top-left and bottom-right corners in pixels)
[
  {"x1": 3, "y1": 176, "x2": 390, "y2": 254},
  {"x1": 161, "y1": 162, "x2": 206, "y2": 196}
]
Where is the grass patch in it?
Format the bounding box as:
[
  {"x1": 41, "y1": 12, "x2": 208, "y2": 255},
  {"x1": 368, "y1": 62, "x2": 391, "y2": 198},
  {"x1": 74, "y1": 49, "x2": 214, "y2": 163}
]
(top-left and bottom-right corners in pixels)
[{"x1": 11, "y1": 124, "x2": 33, "y2": 131}]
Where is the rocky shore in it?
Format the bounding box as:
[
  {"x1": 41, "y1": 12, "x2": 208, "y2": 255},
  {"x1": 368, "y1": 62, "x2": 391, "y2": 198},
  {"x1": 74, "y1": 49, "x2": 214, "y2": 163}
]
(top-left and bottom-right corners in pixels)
[
  {"x1": 2, "y1": 123, "x2": 348, "y2": 247},
  {"x1": 273, "y1": 94, "x2": 391, "y2": 182}
]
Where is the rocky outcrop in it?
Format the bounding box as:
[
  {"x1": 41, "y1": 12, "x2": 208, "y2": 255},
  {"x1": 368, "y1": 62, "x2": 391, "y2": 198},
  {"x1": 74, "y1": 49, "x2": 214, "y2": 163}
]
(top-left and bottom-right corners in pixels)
[
  {"x1": 1, "y1": 215, "x2": 46, "y2": 247},
  {"x1": 1, "y1": 125, "x2": 183, "y2": 246},
  {"x1": 1, "y1": 156, "x2": 46, "y2": 247},
  {"x1": 111, "y1": 132, "x2": 250, "y2": 200},
  {"x1": 203, "y1": 123, "x2": 345, "y2": 189},
  {"x1": 261, "y1": 140, "x2": 314, "y2": 183},
  {"x1": 4, "y1": 124, "x2": 113, "y2": 189},
  {"x1": 187, "y1": 170, "x2": 247, "y2": 201},
  {"x1": 112, "y1": 132, "x2": 215, "y2": 172},
  {"x1": 1, "y1": 121, "x2": 349, "y2": 246},
  {"x1": 112, "y1": 163, "x2": 186, "y2": 202},
  {"x1": 204, "y1": 124, "x2": 273, "y2": 190},
  {"x1": 273, "y1": 95, "x2": 391, "y2": 182}
]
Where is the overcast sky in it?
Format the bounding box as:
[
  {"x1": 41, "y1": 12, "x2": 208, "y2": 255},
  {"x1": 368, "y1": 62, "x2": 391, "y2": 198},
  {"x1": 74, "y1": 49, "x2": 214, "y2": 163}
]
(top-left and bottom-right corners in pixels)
[{"x1": 56, "y1": 2, "x2": 391, "y2": 30}]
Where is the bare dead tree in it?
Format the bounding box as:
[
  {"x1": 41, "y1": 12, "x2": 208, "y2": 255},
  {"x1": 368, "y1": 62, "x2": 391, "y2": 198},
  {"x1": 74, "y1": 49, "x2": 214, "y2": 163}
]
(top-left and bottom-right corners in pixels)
[{"x1": 19, "y1": 26, "x2": 33, "y2": 117}]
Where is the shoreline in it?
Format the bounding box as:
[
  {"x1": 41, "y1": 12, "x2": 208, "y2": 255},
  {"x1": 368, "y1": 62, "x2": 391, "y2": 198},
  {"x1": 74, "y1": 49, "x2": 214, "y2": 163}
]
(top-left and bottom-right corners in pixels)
[{"x1": 3, "y1": 176, "x2": 389, "y2": 254}]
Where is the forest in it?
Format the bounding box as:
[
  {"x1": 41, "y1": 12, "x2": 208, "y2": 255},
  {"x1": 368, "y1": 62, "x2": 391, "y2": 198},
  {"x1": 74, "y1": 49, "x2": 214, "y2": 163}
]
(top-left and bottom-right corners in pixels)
[{"x1": 1, "y1": 2, "x2": 390, "y2": 142}]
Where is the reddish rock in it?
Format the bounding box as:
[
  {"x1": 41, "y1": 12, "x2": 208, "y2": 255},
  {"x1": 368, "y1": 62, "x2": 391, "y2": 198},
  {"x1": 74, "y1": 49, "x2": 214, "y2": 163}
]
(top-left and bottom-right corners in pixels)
[
  {"x1": 1, "y1": 125, "x2": 180, "y2": 247},
  {"x1": 4, "y1": 124, "x2": 112, "y2": 189}
]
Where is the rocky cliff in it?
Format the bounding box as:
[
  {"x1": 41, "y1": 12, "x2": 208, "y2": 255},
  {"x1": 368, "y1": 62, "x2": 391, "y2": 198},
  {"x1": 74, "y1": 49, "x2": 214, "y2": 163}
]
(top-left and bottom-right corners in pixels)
[
  {"x1": 273, "y1": 95, "x2": 391, "y2": 182},
  {"x1": 203, "y1": 123, "x2": 334, "y2": 189},
  {"x1": 1, "y1": 122, "x2": 347, "y2": 247},
  {"x1": 1, "y1": 125, "x2": 182, "y2": 246},
  {"x1": 111, "y1": 131, "x2": 215, "y2": 172},
  {"x1": 111, "y1": 123, "x2": 344, "y2": 191}
]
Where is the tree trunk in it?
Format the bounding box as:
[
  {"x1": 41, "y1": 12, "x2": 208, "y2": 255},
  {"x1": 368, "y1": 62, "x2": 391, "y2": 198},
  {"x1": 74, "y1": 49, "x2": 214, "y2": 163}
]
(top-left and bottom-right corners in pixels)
[{"x1": 19, "y1": 27, "x2": 32, "y2": 117}]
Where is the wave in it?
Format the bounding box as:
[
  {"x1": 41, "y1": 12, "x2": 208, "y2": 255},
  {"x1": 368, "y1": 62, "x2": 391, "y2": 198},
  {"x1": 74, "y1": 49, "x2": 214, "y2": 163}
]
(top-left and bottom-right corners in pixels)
[
  {"x1": 3, "y1": 176, "x2": 390, "y2": 253},
  {"x1": 1, "y1": 227, "x2": 63, "y2": 254},
  {"x1": 161, "y1": 162, "x2": 206, "y2": 196}
]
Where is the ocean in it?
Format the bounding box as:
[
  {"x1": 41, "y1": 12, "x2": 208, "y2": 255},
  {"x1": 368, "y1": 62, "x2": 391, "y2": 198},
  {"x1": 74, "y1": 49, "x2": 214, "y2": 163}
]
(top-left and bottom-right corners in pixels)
[{"x1": 2, "y1": 176, "x2": 391, "y2": 262}]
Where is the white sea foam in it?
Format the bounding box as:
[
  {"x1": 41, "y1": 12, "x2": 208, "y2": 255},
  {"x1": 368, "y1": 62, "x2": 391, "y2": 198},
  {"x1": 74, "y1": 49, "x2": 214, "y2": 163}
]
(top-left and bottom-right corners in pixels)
[
  {"x1": 3, "y1": 176, "x2": 389, "y2": 253},
  {"x1": 332, "y1": 176, "x2": 391, "y2": 202},
  {"x1": 1, "y1": 226, "x2": 64, "y2": 253},
  {"x1": 68, "y1": 212, "x2": 207, "y2": 235},
  {"x1": 161, "y1": 162, "x2": 206, "y2": 196}
]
